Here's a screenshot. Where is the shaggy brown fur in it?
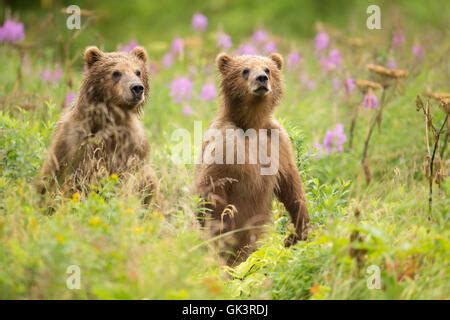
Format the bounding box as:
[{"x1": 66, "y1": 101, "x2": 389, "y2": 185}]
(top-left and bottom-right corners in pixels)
[
  {"x1": 37, "y1": 46, "x2": 157, "y2": 203},
  {"x1": 195, "y1": 53, "x2": 310, "y2": 264}
]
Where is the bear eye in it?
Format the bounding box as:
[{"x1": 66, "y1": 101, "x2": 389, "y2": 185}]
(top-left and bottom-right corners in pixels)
[
  {"x1": 135, "y1": 70, "x2": 141, "y2": 77},
  {"x1": 112, "y1": 71, "x2": 122, "y2": 80},
  {"x1": 264, "y1": 68, "x2": 270, "y2": 75},
  {"x1": 242, "y1": 68, "x2": 250, "y2": 78}
]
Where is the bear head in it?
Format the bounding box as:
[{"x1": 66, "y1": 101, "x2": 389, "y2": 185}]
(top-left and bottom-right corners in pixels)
[
  {"x1": 81, "y1": 46, "x2": 149, "y2": 111},
  {"x1": 216, "y1": 53, "x2": 284, "y2": 109}
]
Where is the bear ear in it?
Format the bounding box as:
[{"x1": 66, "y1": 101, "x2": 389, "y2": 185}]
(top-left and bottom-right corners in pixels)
[
  {"x1": 216, "y1": 53, "x2": 232, "y2": 73},
  {"x1": 270, "y1": 53, "x2": 283, "y2": 70},
  {"x1": 131, "y1": 46, "x2": 148, "y2": 63},
  {"x1": 84, "y1": 46, "x2": 104, "y2": 68}
]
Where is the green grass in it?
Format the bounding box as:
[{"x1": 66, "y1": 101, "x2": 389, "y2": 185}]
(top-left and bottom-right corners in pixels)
[{"x1": 0, "y1": 1, "x2": 449, "y2": 299}]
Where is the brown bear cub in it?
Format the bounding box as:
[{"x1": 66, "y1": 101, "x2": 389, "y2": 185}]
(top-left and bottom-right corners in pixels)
[
  {"x1": 37, "y1": 46, "x2": 157, "y2": 204},
  {"x1": 195, "y1": 53, "x2": 310, "y2": 264}
]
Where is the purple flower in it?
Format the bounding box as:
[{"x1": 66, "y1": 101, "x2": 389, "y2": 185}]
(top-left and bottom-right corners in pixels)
[
  {"x1": 345, "y1": 78, "x2": 356, "y2": 95},
  {"x1": 263, "y1": 41, "x2": 277, "y2": 54},
  {"x1": 170, "y1": 77, "x2": 193, "y2": 104},
  {"x1": 171, "y1": 38, "x2": 184, "y2": 55},
  {"x1": 315, "y1": 31, "x2": 329, "y2": 51},
  {"x1": 319, "y1": 57, "x2": 336, "y2": 72},
  {"x1": 363, "y1": 91, "x2": 379, "y2": 109},
  {"x1": 252, "y1": 29, "x2": 269, "y2": 44},
  {"x1": 182, "y1": 105, "x2": 193, "y2": 116},
  {"x1": 323, "y1": 130, "x2": 334, "y2": 152},
  {"x1": 237, "y1": 43, "x2": 257, "y2": 55},
  {"x1": 217, "y1": 32, "x2": 232, "y2": 50},
  {"x1": 320, "y1": 49, "x2": 342, "y2": 72},
  {"x1": 387, "y1": 58, "x2": 397, "y2": 69},
  {"x1": 162, "y1": 52, "x2": 174, "y2": 68},
  {"x1": 319, "y1": 56, "x2": 334, "y2": 72},
  {"x1": 313, "y1": 142, "x2": 324, "y2": 153},
  {"x1": 287, "y1": 51, "x2": 301, "y2": 69},
  {"x1": 119, "y1": 39, "x2": 138, "y2": 52},
  {"x1": 329, "y1": 49, "x2": 341, "y2": 67},
  {"x1": 322, "y1": 123, "x2": 347, "y2": 153},
  {"x1": 333, "y1": 124, "x2": 347, "y2": 152},
  {"x1": 412, "y1": 44, "x2": 424, "y2": 59},
  {"x1": 200, "y1": 83, "x2": 216, "y2": 101},
  {"x1": 0, "y1": 19, "x2": 25, "y2": 44},
  {"x1": 392, "y1": 30, "x2": 405, "y2": 48},
  {"x1": 64, "y1": 91, "x2": 76, "y2": 108},
  {"x1": 192, "y1": 13, "x2": 208, "y2": 32},
  {"x1": 40, "y1": 65, "x2": 63, "y2": 83}
]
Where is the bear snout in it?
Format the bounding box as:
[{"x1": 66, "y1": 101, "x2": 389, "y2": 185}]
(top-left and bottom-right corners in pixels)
[
  {"x1": 256, "y1": 74, "x2": 268, "y2": 85},
  {"x1": 130, "y1": 83, "x2": 144, "y2": 99},
  {"x1": 252, "y1": 74, "x2": 270, "y2": 95}
]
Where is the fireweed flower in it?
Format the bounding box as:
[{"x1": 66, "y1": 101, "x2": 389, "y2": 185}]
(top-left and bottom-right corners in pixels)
[
  {"x1": 263, "y1": 41, "x2": 277, "y2": 54},
  {"x1": 322, "y1": 123, "x2": 347, "y2": 153},
  {"x1": 313, "y1": 142, "x2": 324, "y2": 153},
  {"x1": 363, "y1": 90, "x2": 379, "y2": 109},
  {"x1": 119, "y1": 39, "x2": 138, "y2": 52},
  {"x1": 0, "y1": 19, "x2": 25, "y2": 43},
  {"x1": 217, "y1": 32, "x2": 232, "y2": 50},
  {"x1": 387, "y1": 58, "x2": 397, "y2": 69},
  {"x1": 182, "y1": 105, "x2": 193, "y2": 116},
  {"x1": 328, "y1": 49, "x2": 341, "y2": 67},
  {"x1": 319, "y1": 56, "x2": 335, "y2": 72},
  {"x1": 392, "y1": 30, "x2": 405, "y2": 48},
  {"x1": 192, "y1": 13, "x2": 208, "y2": 32},
  {"x1": 287, "y1": 51, "x2": 301, "y2": 70},
  {"x1": 64, "y1": 91, "x2": 76, "y2": 108},
  {"x1": 323, "y1": 130, "x2": 334, "y2": 152},
  {"x1": 171, "y1": 37, "x2": 184, "y2": 55},
  {"x1": 320, "y1": 49, "x2": 341, "y2": 72},
  {"x1": 40, "y1": 65, "x2": 63, "y2": 83},
  {"x1": 315, "y1": 31, "x2": 329, "y2": 51},
  {"x1": 237, "y1": 43, "x2": 257, "y2": 55},
  {"x1": 252, "y1": 29, "x2": 269, "y2": 44},
  {"x1": 200, "y1": 83, "x2": 216, "y2": 101},
  {"x1": 345, "y1": 78, "x2": 356, "y2": 95},
  {"x1": 412, "y1": 44, "x2": 424, "y2": 59},
  {"x1": 162, "y1": 52, "x2": 174, "y2": 68},
  {"x1": 170, "y1": 77, "x2": 193, "y2": 104}
]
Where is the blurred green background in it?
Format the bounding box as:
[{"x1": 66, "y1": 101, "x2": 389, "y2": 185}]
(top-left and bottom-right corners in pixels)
[{"x1": 2, "y1": 0, "x2": 449, "y2": 53}]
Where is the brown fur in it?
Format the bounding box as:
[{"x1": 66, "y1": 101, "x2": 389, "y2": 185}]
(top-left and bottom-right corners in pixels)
[
  {"x1": 195, "y1": 53, "x2": 309, "y2": 264},
  {"x1": 37, "y1": 46, "x2": 157, "y2": 204}
]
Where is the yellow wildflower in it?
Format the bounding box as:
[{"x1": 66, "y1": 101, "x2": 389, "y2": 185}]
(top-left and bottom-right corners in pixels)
[
  {"x1": 56, "y1": 234, "x2": 65, "y2": 244},
  {"x1": 89, "y1": 216, "x2": 102, "y2": 227},
  {"x1": 72, "y1": 192, "x2": 80, "y2": 203},
  {"x1": 133, "y1": 226, "x2": 144, "y2": 235}
]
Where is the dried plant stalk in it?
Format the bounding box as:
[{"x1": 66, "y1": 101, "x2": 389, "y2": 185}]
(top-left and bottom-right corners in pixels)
[{"x1": 416, "y1": 95, "x2": 449, "y2": 214}]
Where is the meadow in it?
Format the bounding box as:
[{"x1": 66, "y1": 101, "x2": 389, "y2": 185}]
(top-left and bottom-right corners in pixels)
[{"x1": 0, "y1": 1, "x2": 448, "y2": 299}]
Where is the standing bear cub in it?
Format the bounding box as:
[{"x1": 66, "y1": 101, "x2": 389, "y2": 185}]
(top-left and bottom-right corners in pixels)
[
  {"x1": 195, "y1": 53, "x2": 310, "y2": 264},
  {"x1": 38, "y1": 46, "x2": 157, "y2": 204}
]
